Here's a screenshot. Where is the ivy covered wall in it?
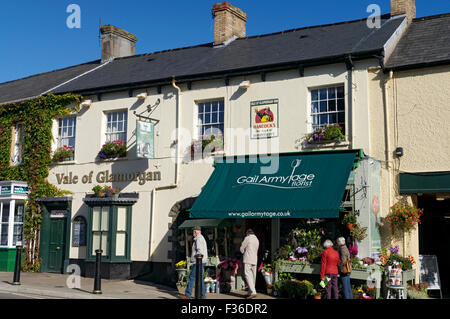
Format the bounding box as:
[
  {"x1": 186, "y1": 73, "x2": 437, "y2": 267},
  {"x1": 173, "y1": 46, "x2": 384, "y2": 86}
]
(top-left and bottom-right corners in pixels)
[{"x1": 0, "y1": 94, "x2": 82, "y2": 271}]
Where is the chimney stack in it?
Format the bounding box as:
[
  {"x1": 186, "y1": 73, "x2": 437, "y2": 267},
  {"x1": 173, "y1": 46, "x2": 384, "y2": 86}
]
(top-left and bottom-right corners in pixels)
[
  {"x1": 212, "y1": 2, "x2": 248, "y2": 45},
  {"x1": 100, "y1": 25, "x2": 137, "y2": 62},
  {"x1": 391, "y1": 0, "x2": 416, "y2": 23}
]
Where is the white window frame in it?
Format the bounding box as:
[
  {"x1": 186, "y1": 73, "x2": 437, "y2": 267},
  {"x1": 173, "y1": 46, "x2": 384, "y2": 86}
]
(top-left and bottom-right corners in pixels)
[
  {"x1": 11, "y1": 123, "x2": 24, "y2": 166},
  {"x1": 57, "y1": 116, "x2": 77, "y2": 149},
  {"x1": 105, "y1": 110, "x2": 128, "y2": 145},
  {"x1": 0, "y1": 200, "x2": 24, "y2": 248},
  {"x1": 309, "y1": 84, "x2": 346, "y2": 133},
  {"x1": 195, "y1": 99, "x2": 225, "y2": 141}
]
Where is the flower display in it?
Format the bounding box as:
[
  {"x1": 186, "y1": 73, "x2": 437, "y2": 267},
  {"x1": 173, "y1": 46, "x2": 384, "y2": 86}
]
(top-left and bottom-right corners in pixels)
[
  {"x1": 379, "y1": 246, "x2": 414, "y2": 271},
  {"x1": 175, "y1": 260, "x2": 187, "y2": 269},
  {"x1": 385, "y1": 202, "x2": 423, "y2": 233},
  {"x1": 348, "y1": 245, "x2": 358, "y2": 258},
  {"x1": 190, "y1": 134, "x2": 224, "y2": 159},
  {"x1": 218, "y1": 257, "x2": 242, "y2": 275},
  {"x1": 98, "y1": 140, "x2": 127, "y2": 159},
  {"x1": 92, "y1": 185, "x2": 120, "y2": 197},
  {"x1": 52, "y1": 145, "x2": 74, "y2": 162},
  {"x1": 305, "y1": 124, "x2": 345, "y2": 144}
]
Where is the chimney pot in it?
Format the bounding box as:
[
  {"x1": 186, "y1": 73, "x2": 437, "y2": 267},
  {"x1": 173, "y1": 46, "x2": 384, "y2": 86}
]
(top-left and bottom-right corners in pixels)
[
  {"x1": 100, "y1": 25, "x2": 138, "y2": 62},
  {"x1": 391, "y1": 0, "x2": 416, "y2": 23},
  {"x1": 212, "y1": 2, "x2": 247, "y2": 45}
]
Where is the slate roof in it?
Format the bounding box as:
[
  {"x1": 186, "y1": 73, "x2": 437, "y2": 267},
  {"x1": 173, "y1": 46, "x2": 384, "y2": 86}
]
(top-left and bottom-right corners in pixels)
[
  {"x1": 0, "y1": 61, "x2": 101, "y2": 105},
  {"x1": 1, "y1": 14, "x2": 404, "y2": 104},
  {"x1": 386, "y1": 13, "x2": 450, "y2": 70}
]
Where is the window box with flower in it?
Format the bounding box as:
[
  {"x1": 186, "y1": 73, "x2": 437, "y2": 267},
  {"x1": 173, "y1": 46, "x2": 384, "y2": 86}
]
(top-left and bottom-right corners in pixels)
[
  {"x1": 305, "y1": 124, "x2": 345, "y2": 145},
  {"x1": 92, "y1": 185, "x2": 120, "y2": 199},
  {"x1": 189, "y1": 134, "x2": 224, "y2": 160},
  {"x1": 52, "y1": 145, "x2": 74, "y2": 162},
  {"x1": 98, "y1": 140, "x2": 127, "y2": 160}
]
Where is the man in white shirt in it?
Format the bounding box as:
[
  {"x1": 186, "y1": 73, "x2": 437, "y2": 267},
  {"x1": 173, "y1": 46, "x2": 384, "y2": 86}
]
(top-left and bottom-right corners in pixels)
[
  {"x1": 240, "y1": 229, "x2": 259, "y2": 299},
  {"x1": 182, "y1": 226, "x2": 208, "y2": 299}
]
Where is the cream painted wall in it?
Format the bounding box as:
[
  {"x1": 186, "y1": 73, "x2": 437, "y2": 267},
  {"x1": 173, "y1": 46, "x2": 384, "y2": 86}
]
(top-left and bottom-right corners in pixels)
[
  {"x1": 368, "y1": 65, "x2": 450, "y2": 280},
  {"x1": 49, "y1": 59, "x2": 380, "y2": 263}
]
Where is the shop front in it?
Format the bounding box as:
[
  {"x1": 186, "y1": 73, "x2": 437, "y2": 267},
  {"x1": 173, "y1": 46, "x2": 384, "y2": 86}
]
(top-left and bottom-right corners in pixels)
[
  {"x1": 400, "y1": 171, "x2": 450, "y2": 297},
  {"x1": 174, "y1": 149, "x2": 390, "y2": 295},
  {"x1": 0, "y1": 181, "x2": 27, "y2": 272}
]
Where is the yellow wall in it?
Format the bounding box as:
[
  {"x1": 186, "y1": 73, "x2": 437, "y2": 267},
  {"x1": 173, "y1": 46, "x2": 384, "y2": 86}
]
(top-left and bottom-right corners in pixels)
[{"x1": 368, "y1": 65, "x2": 450, "y2": 278}]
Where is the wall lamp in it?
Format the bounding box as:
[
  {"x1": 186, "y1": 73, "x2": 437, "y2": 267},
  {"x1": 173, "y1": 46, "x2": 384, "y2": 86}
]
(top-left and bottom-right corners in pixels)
[
  {"x1": 80, "y1": 100, "x2": 92, "y2": 108},
  {"x1": 239, "y1": 80, "x2": 251, "y2": 89},
  {"x1": 137, "y1": 93, "x2": 148, "y2": 100}
]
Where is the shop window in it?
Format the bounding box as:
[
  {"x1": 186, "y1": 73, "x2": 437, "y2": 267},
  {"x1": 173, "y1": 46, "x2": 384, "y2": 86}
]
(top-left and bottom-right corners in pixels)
[
  {"x1": 86, "y1": 205, "x2": 132, "y2": 262},
  {"x1": 13, "y1": 203, "x2": 24, "y2": 246},
  {"x1": 10, "y1": 123, "x2": 24, "y2": 166},
  {"x1": 196, "y1": 100, "x2": 224, "y2": 150},
  {"x1": 310, "y1": 85, "x2": 345, "y2": 133},
  {"x1": 92, "y1": 206, "x2": 109, "y2": 256},
  {"x1": 0, "y1": 201, "x2": 25, "y2": 248},
  {"x1": 105, "y1": 110, "x2": 128, "y2": 145},
  {"x1": 0, "y1": 203, "x2": 10, "y2": 246}
]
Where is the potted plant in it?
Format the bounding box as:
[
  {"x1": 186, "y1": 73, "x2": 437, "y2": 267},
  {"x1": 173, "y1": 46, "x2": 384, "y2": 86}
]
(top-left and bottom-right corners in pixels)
[
  {"x1": 92, "y1": 185, "x2": 120, "y2": 198},
  {"x1": 92, "y1": 185, "x2": 105, "y2": 197},
  {"x1": 175, "y1": 260, "x2": 188, "y2": 282},
  {"x1": 385, "y1": 201, "x2": 423, "y2": 234},
  {"x1": 104, "y1": 186, "x2": 120, "y2": 199},
  {"x1": 342, "y1": 213, "x2": 357, "y2": 230},
  {"x1": 260, "y1": 264, "x2": 274, "y2": 290},
  {"x1": 98, "y1": 140, "x2": 127, "y2": 160},
  {"x1": 52, "y1": 145, "x2": 74, "y2": 162},
  {"x1": 305, "y1": 124, "x2": 345, "y2": 144},
  {"x1": 349, "y1": 223, "x2": 368, "y2": 242}
]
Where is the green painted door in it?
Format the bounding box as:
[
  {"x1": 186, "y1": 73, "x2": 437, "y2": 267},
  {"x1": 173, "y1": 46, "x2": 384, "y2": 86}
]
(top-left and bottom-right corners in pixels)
[{"x1": 47, "y1": 218, "x2": 66, "y2": 273}]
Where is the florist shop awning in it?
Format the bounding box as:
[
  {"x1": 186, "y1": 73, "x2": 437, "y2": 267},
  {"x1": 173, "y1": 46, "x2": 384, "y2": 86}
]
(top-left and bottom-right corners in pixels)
[{"x1": 190, "y1": 150, "x2": 361, "y2": 219}]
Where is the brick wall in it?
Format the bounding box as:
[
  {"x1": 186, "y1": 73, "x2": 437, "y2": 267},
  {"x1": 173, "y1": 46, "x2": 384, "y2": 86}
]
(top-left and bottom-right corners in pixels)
[{"x1": 213, "y1": 2, "x2": 247, "y2": 45}]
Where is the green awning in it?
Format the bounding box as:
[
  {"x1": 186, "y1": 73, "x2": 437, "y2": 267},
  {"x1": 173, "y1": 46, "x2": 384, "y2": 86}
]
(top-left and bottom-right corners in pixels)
[
  {"x1": 190, "y1": 150, "x2": 359, "y2": 219},
  {"x1": 178, "y1": 219, "x2": 231, "y2": 229},
  {"x1": 400, "y1": 171, "x2": 450, "y2": 194}
]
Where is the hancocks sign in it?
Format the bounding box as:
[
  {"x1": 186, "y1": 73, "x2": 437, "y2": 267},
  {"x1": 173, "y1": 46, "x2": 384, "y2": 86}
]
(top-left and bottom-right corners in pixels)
[{"x1": 250, "y1": 99, "x2": 279, "y2": 139}]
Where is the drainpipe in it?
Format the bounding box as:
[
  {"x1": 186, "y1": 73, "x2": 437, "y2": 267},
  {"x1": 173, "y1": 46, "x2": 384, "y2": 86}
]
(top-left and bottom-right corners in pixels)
[
  {"x1": 171, "y1": 77, "x2": 182, "y2": 186},
  {"x1": 148, "y1": 79, "x2": 182, "y2": 262},
  {"x1": 383, "y1": 70, "x2": 394, "y2": 209}
]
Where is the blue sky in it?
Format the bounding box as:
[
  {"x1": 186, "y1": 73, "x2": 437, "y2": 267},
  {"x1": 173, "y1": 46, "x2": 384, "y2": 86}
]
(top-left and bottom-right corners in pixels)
[{"x1": 0, "y1": 0, "x2": 449, "y2": 84}]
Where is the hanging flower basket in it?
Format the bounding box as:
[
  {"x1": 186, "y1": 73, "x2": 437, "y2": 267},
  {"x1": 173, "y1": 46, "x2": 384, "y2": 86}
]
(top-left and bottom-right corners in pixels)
[{"x1": 385, "y1": 202, "x2": 423, "y2": 234}]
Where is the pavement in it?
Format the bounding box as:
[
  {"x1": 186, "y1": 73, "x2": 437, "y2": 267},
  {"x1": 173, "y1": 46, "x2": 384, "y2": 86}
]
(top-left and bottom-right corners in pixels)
[{"x1": 0, "y1": 272, "x2": 276, "y2": 300}]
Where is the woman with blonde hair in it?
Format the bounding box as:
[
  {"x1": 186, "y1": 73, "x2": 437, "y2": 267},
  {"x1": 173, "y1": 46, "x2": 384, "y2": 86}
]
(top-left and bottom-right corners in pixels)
[{"x1": 337, "y1": 237, "x2": 353, "y2": 299}]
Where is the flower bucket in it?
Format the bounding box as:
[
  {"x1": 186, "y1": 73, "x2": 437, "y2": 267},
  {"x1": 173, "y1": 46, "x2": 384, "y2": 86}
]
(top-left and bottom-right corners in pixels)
[
  {"x1": 176, "y1": 269, "x2": 187, "y2": 281},
  {"x1": 263, "y1": 273, "x2": 274, "y2": 286}
]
